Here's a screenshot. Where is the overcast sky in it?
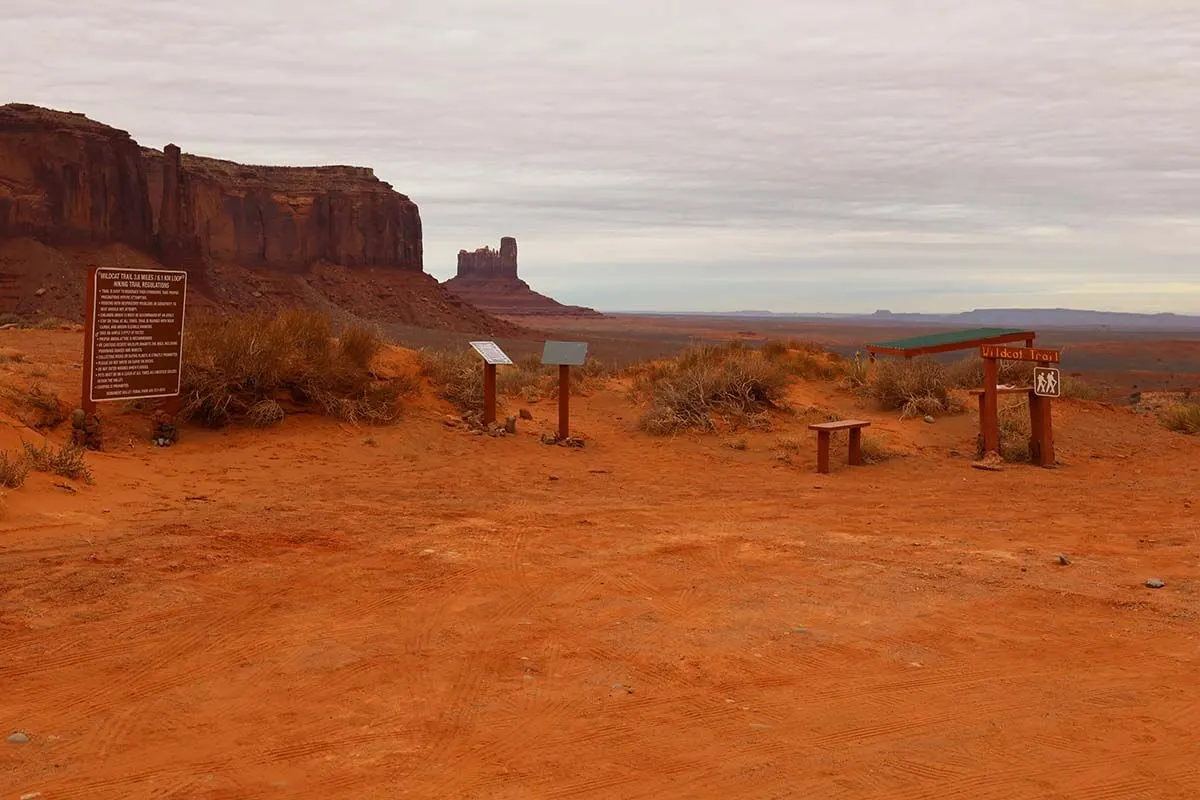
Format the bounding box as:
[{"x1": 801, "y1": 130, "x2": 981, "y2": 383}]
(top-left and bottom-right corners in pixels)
[{"x1": 4, "y1": 0, "x2": 1199, "y2": 313}]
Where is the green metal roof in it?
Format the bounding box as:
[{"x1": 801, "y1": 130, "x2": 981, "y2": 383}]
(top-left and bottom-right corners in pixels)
[
  {"x1": 866, "y1": 327, "x2": 1036, "y2": 357},
  {"x1": 868, "y1": 328, "x2": 1027, "y2": 351}
]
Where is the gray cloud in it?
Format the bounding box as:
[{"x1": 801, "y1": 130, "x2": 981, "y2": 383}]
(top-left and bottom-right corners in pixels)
[{"x1": 3, "y1": 0, "x2": 1199, "y2": 312}]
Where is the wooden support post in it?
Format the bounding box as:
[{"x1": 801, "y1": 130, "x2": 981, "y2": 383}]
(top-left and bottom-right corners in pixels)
[
  {"x1": 81, "y1": 266, "x2": 97, "y2": 415},
  {"x1": 816, "y1": 430, "x2": 831, "y2": 474},
  {"x1": 1027, "y1": 391, "x2": 1042, "y2": 464},
  {"x1": 1028, "y1": 391, "x2": 1055, "y2": 467},
  {"x1": 483, "y1": 363, "x2": 497, "y2": 425},
  {"x1": 981, "y1": 356, "x2": 1000, "y2": 454},
  {"x1": 848, "y1": 427, "x2": 864, "y2": 466},
  {"x1": 558, "y1": 364, "x2": 570, "y2": 440}
]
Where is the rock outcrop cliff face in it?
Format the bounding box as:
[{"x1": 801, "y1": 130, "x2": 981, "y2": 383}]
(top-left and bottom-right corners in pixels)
[
  {"x1": 443, "y1": 237, "x2": 601, "y2": 317},
  {"x1": 144, "y1": 146, "x2": 423, "y2": 272},
  {"x1": 456, "y1": 237, "x2": 519, "y2": 280},
  {"x1": 0, "y1": 104, "x2": 154, "y2": 249},
  {"x1": 0, "y1": 103, "x2": 525, "y2": 335}
]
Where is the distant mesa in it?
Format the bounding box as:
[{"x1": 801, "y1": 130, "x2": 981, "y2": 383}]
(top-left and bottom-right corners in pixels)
[{"x1": 443, "y1": 237, "x2": 601, "y2": 318}]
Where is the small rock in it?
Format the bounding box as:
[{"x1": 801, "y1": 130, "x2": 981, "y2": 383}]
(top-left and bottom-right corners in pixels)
[
  {"x1": 252, "y1": 290, "x2": 263, "y2": 298},
  {"x1": 34, "y1": 287, "x2": 47, "y2": 297},
  {"x1": 442, "y1": 416, "x2": 460, "y2": 428},
  {"x1": 1146, "y1": 578, "x2": 1166, "y2": 589},
  {"x1": 22, "y1": 792, "x2": 44, "y2": 800},
  {"x1": 923, "y1": 415, "x2": 935, "y2": 424},
  {"x1": 1056, "y1": 553, "x2": 1071, "y2": 566},
  {"x1": 503, "y1": 415, "x2": 517, "y2": 435},
  {"x1": 8, "y1": 731, "x2": 30, "y2": 744},
  {"x1": 519, "y1": 408, "x2": 533, "y2": 421},
  {"x1": 540, "y1": 433, "x2": 558, "y2": 445},
  {"x1": 548, "y1": 475, "x2": 560, "y2": 481}
]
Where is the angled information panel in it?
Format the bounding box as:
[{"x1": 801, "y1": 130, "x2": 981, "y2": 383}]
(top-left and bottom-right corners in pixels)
[
  {"x1": 541, "y1": 340, "x2": 588, "y2": 366},
  {"x1": 469, "y1": 341, "x2": 513, "y2": 366}
]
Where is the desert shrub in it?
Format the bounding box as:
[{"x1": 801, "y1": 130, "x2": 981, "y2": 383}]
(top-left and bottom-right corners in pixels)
[
  {"x1": 860, "y1": 435, "x2": 896, "y2": 464},
  {"x1": 419, "y1": 349, "x2": 483, "y2": 412},
  {"x1": 4, "y1": 384, "x2": 68, "y2": 429},
  {"x1": 947, "y1": 357, "x2": 1036, "y2": 389},
  {"x1": 841, "y1": 352, "x2": 870, "y2": 389},
  {"x1": 755, "y1": 339, "x2": 840, "y2": 380},
  {"x1": 1060, "y1": 375, "x2": 1104, "y2": 401},
  {"x1": 34, "y1": 317, "x2": 71, "y2": 330},
  {"x1": 775, "y1": 436, "x2": 802, "y2": 452},
  {"x1": 632, "y1": 342, "x2": 793, "y2": 435},
  {"x1": 867, "y1": 358, "x2": 957, "y2": 418},
  {"x1": 499, "y1": 361, "x2": 549, "y2": 398},
  {"x1": 21, "y1": 440, "x2": 93, "y2": 483},
  {"x1": 975, "y1": 404, "x2": 1032, "y2": 462},
  {"x1": 1160, "y1": 402, "x2": 1200, "y2": 435},
  {"x1": 0, "y1": 450, "x2": 29, "y2": 489},
  {"x1": 246, "y1": 399, "x2": 286, "y2": 428},
  {"x1": 723, "y1": 436, "x2": 748, "y2": 451},
  {"x1": 180, "y1": 310, "x2": 407, "y2": 427}
]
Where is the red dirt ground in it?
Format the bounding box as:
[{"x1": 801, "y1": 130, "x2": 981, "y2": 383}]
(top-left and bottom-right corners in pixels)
[{"x1": 2, "y1": 330, "x2": 1198, "y2": 799}]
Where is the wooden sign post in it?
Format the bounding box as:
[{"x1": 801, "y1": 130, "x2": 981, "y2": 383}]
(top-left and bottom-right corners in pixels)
[
  {"x1": 81, "y1": 267, "x2": 187, "y2": 447},
  {"x1": 469, "y1": 341, "x2": 513, "y2": 425},
  {"x1": 541, "y1": 341, "x2": 588, "y2": 440},
  {"x1": 979, "y1": 344, "x2": 1061, "y2": 467}
]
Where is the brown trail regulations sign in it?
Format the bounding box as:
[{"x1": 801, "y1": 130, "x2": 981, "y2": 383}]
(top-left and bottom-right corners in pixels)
[{"x1": 84, "y1": 267, "x2": 187, "y2": 407}]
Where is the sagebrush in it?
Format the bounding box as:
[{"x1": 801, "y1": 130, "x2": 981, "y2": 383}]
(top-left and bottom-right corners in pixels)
[
  {"x1": 0, "y1": 450, "x2": 29, "y2": 489},
  {"x1": 1160, "y1": 402, "x2": 1200, "y2": 435},
  {"x1": 21, "y1": 440, "x2": 93, "y2": 483},
  {"x1": 180, "y1": 310, "x2": 412, "y2": 427},
  {"x1": 631, "y1": 342, "x2": 795, "y2": 435},
  {"x1": 867, "y1": 358, "x2": 960, "y2": 418}
]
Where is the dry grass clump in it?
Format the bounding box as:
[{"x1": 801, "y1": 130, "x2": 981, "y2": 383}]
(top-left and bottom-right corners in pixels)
[
  {"x1": 866, "y1": 358, "x2": 962, "y2": 419},
  {"x1": 632, "y1": 342, "x2": 794, "y2": 435},
  {"x1": 1160, "y1": 402, "x2": 1200, "y2": 435},
  {"x1": 974, "y1": 403, "x2": 1032, "y2": 462},
  {"x1": 180, "y1": 309, "x2": 410, "y2": 427},
  {"x1": 0, "y1": 450, "x2": 30, "y2": 488},
  {"x1": 1059, "y1": 375, "x2": 1104, "y2": 401},
  {"x1": 419, "y1": 350, "x2": 483, "y2": 411},
  {"x1": 419, "y1": 350, "x2": 553, "y2": 412},
  {"x1": 4, "y1": 384, "x2": 68, "y2": 429},
  {"x1": 860, "y1": 435, "x2": 896, "y2": 464},
  {"x1": 21, "y1": 440, "x2": 93, "y2": 483}
]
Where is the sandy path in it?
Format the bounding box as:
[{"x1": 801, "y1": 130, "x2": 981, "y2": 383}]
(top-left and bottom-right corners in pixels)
[{"x1": 1, "y1": 335, "x2": 1198, "y2": 798}]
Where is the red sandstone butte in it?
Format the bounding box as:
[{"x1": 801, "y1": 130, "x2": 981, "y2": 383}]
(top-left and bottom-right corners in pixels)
[
  {"x1": 443, "y1": 237, "x2": 601, "y2": 317},
  {"x1": 143, "y1": 146, "x2": 423, "y2": 272},
  {"x1": 0, "y1": 103, "x2": 527, "y2": 334},
  {"x1": 0, "y1": 104, "x2": 154, "y2": 249}
]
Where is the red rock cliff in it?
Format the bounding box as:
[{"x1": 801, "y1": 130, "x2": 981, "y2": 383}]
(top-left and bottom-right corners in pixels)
[
  {"x1": 0, "y1": 104, "x2": 154, "y2": 249},
  {"x1": 144, "y1": 146, "x2": 422, "y2": 271}
]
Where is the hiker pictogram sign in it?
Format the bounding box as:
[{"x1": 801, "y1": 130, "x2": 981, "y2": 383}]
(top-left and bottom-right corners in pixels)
[{"x1": 1034, "y1": 367, "x2": 1061, "y2": 398}]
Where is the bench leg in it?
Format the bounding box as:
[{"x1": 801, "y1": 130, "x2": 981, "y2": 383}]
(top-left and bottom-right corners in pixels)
[
  {"x1": 816, "y1": 431, "x2": 831, "y2": 474},
  {"x1": 848, "y1": 427, "x2": 864, "y2": 466}
]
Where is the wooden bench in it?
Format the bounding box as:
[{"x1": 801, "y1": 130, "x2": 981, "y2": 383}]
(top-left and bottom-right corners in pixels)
[{"x1": 808, "y1": 420, "x2": 871, "y2": 474}]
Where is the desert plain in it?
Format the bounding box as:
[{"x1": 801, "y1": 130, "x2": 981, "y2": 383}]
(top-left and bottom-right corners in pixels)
[{"x1": 2, "y1": 320, "x2": 1198, "y2": 800}]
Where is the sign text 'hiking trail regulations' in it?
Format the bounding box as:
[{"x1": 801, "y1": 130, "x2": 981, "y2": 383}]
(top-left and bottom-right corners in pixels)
[{"x1": 88, "y1": 268, "x2": 188, "y2": 403}]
